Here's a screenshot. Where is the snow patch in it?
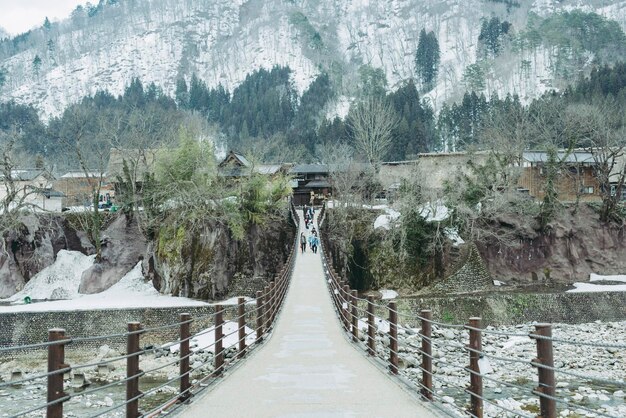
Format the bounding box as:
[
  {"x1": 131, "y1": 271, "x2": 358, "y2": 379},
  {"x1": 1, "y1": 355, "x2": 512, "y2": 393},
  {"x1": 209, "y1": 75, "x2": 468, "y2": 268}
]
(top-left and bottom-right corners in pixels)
[
  {"x1": 168, "y1": 321, "x2": 256, "y2": 354},
  {"x1": 379, "y1": 289, "x2": 398, "y2": 300},
  {"x1": 6, "y1": 250, "x2": 95, "y2": 302}
]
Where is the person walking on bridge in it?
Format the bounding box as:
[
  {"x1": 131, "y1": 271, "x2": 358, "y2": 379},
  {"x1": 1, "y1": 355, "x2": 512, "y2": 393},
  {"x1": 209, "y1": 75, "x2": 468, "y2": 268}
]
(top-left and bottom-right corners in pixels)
[{"x1": 300, "y1": 232, "x2": 307, "y2": 253}]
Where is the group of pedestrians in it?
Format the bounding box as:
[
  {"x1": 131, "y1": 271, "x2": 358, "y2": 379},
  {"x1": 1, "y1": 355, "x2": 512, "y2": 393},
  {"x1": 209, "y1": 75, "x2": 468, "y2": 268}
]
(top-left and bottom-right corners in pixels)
[
  {"x1": 303, "y1": 205, "x2": 315, "y2": 230},
  {"x1": 300, "y1": 204, "x2": 319, "y2": 254},
  {"x1": 300, "y1": 231, "x2": 319, "y2": 254}
]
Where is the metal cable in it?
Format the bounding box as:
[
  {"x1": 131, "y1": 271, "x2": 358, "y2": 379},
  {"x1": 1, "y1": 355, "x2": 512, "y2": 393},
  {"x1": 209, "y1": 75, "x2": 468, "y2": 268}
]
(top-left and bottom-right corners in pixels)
[
  {"x1": 0, "y1": 338, "x2": 72, "y2": 353},
  {"x1": 464, "y1": 388, "x2": 533, "y2": 418},
  {"x1": 10, "y1": 395, "x2": 70, "y2": 417}
]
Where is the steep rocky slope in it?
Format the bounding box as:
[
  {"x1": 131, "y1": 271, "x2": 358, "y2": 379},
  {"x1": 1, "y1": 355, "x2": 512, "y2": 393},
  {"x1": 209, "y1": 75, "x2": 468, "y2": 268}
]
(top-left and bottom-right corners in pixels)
[{"x1": 1, "y1": 0, "x2": 626, "y2": 117}]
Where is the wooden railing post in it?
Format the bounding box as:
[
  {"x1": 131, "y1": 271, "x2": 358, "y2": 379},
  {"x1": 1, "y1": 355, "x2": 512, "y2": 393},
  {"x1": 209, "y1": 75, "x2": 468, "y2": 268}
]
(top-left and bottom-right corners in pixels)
[
  {"x1": 351, "y1": 290, "x2": 358, "y2": 342},
  {"x1": 532, "y1": 324, "x2": 557, "y2": 418},
  {"x1": 256, "y1": 291, "x2": 264, "y2": 342},
  {"x1": 47, "y1": 328, "x2": 68, "y2": 418},
  {"x1": 342, "y1": 284, "x2": 350, "y2": 331},
  {"x1": 238, "y1": 297, "x2": 246, "y2": 359},
  {"x1": 367, "y1": 296, "x2": 376, "y2": 356},
  {"x1": 421, "y1": 309, "x2": 433, "y2": 400},
  {"x1": 467, "y1": 317, "x2": 483, "y2": 418},
  {"x1": 214, "y1": 305, "x2": 224, "y2": 376},
  {"x1": 389, "y1": 301, "x2": 398, "y2": 375},
  {"x1": 179, "y1": 313, "x2": 192, "y2": 402},
  {"x1": 264, "y1": 285, "x2": 271, "y2": 330},
  {"x1": 126, "y1": 322, "x2": 143, "y2": 418}
]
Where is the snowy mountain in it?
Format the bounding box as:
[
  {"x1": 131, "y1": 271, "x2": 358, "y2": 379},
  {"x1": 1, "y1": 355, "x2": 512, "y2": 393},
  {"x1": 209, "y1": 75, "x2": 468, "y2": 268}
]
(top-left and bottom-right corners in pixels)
[{"x1": 1, "y1": 0, "x2": 626, "y2": 118}]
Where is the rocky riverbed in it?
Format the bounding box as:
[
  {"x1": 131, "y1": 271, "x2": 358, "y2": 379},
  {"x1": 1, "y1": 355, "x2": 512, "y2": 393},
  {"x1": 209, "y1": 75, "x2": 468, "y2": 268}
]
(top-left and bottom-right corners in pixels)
[
  {"x1": 1, "y1": 319, "x2": 624, "y2": 417},
  {"x1": 366, "y1": 320, "x2": 626, "y2": 417},
  {"x1": 0, "y1": 341, "x2": 245, "y2": 417}
]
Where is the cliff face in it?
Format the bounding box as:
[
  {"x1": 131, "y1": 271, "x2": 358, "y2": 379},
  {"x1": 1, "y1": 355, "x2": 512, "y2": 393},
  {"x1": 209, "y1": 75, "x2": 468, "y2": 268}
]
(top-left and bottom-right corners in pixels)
[
  {"x1": 149, "y1": 217, "x2": 296, "y2": 300},
  {"x1": 0, "y1": 214, "x2": 90, "y2": 298},
  {"x1": 0, "y1": 212, "x2": 295, "y2": 301},
  {"x1": 476, "y1": 205, "x2": 626, "y2": 285}
]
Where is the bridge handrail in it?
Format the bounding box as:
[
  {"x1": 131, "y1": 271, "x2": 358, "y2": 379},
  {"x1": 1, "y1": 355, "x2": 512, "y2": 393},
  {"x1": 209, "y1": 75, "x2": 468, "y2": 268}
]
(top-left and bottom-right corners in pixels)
[
  {"x1": 1, "y1": 200, "x2": 301, "y2": 418},
  {"x1": 318, "y1": 234, "x2": 625, "y2": 418}
]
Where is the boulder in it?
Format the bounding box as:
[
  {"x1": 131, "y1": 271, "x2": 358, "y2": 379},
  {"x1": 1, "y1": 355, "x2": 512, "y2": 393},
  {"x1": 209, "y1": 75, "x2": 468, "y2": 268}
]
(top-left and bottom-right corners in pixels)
[{"x1": 79, "y1": 215, "x2": 147, "y2": 294}]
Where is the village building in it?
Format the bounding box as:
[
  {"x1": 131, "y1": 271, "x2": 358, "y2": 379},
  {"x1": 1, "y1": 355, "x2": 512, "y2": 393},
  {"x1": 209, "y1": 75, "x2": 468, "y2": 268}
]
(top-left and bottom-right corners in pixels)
[
  {"x1": 54, "y1": 170, "x2": 113, "y2": 208},
  {"x1": 518, "y1": 151, "x2": 602, "y2": 202},
  {"x1": 107, "y1": 148, "x2": 161, "y2": 196},
  {"x1": 289, "y1": 164, "x2": 332, "y2": 206},
  {"x1": 218, "y1": 150, "x2": 285, "y2": 178},
  {"x1": 0, "y1": 169, "x2": 64, "y2": 212}
]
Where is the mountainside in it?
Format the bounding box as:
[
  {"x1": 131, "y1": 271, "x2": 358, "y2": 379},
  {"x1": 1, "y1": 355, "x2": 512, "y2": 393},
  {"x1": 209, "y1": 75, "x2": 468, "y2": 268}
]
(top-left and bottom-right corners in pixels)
[{"x1": 1, "y1": 0, "x2": 626, "y2": 118}]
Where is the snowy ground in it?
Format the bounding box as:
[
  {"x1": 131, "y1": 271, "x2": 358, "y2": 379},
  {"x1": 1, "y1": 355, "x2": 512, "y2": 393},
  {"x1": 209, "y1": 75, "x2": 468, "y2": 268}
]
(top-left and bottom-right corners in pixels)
[{"x1": 568, "y1": 274, "x2": 626, "y2": 293}]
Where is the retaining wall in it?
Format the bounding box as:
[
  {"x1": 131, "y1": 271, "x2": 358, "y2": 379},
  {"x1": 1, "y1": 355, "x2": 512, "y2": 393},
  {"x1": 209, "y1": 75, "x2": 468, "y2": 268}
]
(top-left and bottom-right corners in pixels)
[
  {"x1": 0, "y1": 304, "x2": 257, "y2": 358},
  {"x1": 361, "y1": 291, "x2": 626, "y2": 327}
]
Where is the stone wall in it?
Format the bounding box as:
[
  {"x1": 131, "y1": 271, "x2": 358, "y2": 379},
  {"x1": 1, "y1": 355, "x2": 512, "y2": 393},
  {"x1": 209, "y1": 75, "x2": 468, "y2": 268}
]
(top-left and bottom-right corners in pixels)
[
  {"x1": 0, "y1": 304, "x2": 258, "y2": 358},
  {"x1": 361, "y1": 291, "x2": 626, "y2": 327}
]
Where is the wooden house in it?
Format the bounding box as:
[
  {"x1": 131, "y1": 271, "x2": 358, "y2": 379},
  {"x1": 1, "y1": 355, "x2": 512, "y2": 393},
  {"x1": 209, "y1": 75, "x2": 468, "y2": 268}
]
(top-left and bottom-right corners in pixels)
[
  {"x1": 289, "y1": 164, "x2": 332, "y2": 206},
  {"x1": 218, "y1": 150, "x2": 286, "y2": 179},
  {"x1": 54, "y1": 171, "x2": 111, "y2": 207},
  {"x1": 518, "y1": 151, "x2": 602, "y2": 202}
]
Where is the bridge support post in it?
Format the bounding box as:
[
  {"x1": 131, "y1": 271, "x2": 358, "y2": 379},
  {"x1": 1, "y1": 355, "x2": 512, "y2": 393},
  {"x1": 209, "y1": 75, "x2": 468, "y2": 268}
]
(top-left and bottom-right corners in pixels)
[
  {"x1": 179, "y1": 313, "x2": 192, "y2": 402},
  {"x1": 367, "y1": 297, "x2": 375, "y2": 356},
  {"x1": 47, "y1": 328, "x2": 68, "y2": 418},
  {"x1": 351, "y1": 290, "x2": 358, "y2": 342},
  {"x1": 256, "y1": 291, "x2": 264, "y2": 342},
  {"x1": 388, "y1": 301, "x2": 398, "y2": 374},
  {"x1": 421, "y1": 309, "x2": 433, "y2": 400},
  {"x1": 238, "y1": 297, "x2": 246, "y2": 359},
  {"x1": 263, "y1": 285, "x2": 271, "y2": 330},
  {"x1": 214, "y1": 305, "x2": 224, "y2": 376},
  {"x1": 126, "y1": 321, "x2": 143, "y2": 418},
  {"x1": 269, "y1": 281, "x2": 276, "y2": 325},
  {"x1": 467, "y1": 317, "x2": 483, "y2": 418},
  {"x1": 531, "y1": 324, "x2": 556, "y2": 418},
  {"x1": 342, "y1": 284, "x2": 350, "y2": 332}
]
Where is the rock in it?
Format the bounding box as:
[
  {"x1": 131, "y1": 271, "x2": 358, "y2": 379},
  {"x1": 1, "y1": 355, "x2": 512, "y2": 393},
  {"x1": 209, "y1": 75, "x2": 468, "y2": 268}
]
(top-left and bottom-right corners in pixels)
[
  {"x1": 556, "y1": 382, "x2": 569, "y2": 388},
  {"x1": 440, "y1": 329, "x2": 455, "y2": 340},
  {"x1": 104, "y1": 396, "x2": 113, "y2": 407},
  {"x1": 79, "y1": 216, "x2": 148, "y2": 294}
]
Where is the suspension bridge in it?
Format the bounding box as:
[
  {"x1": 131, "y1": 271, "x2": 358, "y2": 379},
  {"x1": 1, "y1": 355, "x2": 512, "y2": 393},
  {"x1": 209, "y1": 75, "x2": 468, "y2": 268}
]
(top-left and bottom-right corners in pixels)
[{"x1": 0, "y1": 202, "x2": 624, "y2": 418}]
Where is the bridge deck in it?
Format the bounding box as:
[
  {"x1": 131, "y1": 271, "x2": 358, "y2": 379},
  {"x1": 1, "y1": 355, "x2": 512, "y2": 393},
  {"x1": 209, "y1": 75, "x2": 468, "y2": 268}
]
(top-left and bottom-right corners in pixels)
[{"x1": 180, "y1": 216, "x2": 435, "y2": 417}]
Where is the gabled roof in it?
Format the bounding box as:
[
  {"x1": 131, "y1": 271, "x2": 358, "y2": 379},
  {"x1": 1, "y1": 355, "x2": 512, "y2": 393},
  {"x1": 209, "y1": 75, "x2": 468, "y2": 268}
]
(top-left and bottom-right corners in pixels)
[
  {"x1": 0, "y1": 169, "x2": 52, "y2": 181},
  {"x1": 219, "y1": 150, "x2": 250, "y2": 168}
]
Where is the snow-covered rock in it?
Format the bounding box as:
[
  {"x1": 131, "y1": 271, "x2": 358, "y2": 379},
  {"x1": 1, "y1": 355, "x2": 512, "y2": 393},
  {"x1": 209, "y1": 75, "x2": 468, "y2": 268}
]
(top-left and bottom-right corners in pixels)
[{"x1": 5, "y1": 250, "x2": 95, "y2": 301}]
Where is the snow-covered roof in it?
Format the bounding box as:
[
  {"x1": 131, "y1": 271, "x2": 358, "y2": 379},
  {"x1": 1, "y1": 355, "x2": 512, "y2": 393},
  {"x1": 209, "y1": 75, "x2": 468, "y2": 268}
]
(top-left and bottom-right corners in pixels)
[
  {"x1": 60, "y1": 171, "x2": 104, "y2": 178},
  {"x1": 255, "y1": 165, "x2": 282, "y2": 175},
  {"x1": 0, "y1": 169, "x2": 51, "y2": 181},
  {"x1": 523, "y1": 151, "x2": 596, "y2": 164}
]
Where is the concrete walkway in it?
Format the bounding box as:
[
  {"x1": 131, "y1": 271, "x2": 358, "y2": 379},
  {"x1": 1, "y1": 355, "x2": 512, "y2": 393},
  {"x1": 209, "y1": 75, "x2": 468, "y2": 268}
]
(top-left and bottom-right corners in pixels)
[{"x1": 180, "y1": 216, "x2": 435, "y2": 417}]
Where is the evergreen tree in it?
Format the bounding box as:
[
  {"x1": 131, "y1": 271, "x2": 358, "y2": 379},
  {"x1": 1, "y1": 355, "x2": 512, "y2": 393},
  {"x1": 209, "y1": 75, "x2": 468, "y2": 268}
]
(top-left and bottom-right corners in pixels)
[
  {"x1": 175, "y1": 78, "x2": 189, "y2": 109},
  {"x1": 43, "y1": 17, "x2": 51, "y2": 30},
  {"x1": 415, "y1": 29, "x2": 440, "y2": 91},
  {"x1": 32, "y1": 55, "x2": 42, "y2": 77}
]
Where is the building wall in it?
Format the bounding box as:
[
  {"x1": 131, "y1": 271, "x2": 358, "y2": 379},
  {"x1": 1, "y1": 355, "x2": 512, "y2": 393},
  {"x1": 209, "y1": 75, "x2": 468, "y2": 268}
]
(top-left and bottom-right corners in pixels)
[
  {"x1": 518, "y1": 166, "x2": 602, "y2": 202},
  {"x1": 378, "y1": 153, "x2": 489, "y2": 191}
]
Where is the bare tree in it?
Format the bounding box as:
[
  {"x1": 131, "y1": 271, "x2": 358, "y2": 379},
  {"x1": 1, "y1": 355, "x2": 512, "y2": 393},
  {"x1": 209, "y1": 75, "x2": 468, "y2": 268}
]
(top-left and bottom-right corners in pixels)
[
  {"x1": 565, "y1": 99, "x2": 626, "y2": 223},
  {"x1": 347, "y1": 97, "x2": 399, "y2": 170}
]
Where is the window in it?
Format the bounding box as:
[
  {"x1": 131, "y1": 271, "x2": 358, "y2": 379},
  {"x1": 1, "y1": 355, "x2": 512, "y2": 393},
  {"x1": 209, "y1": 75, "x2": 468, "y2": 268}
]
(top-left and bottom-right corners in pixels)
[{"x1": 582, "y1": 186, "x2": 594, "y2": 194}]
